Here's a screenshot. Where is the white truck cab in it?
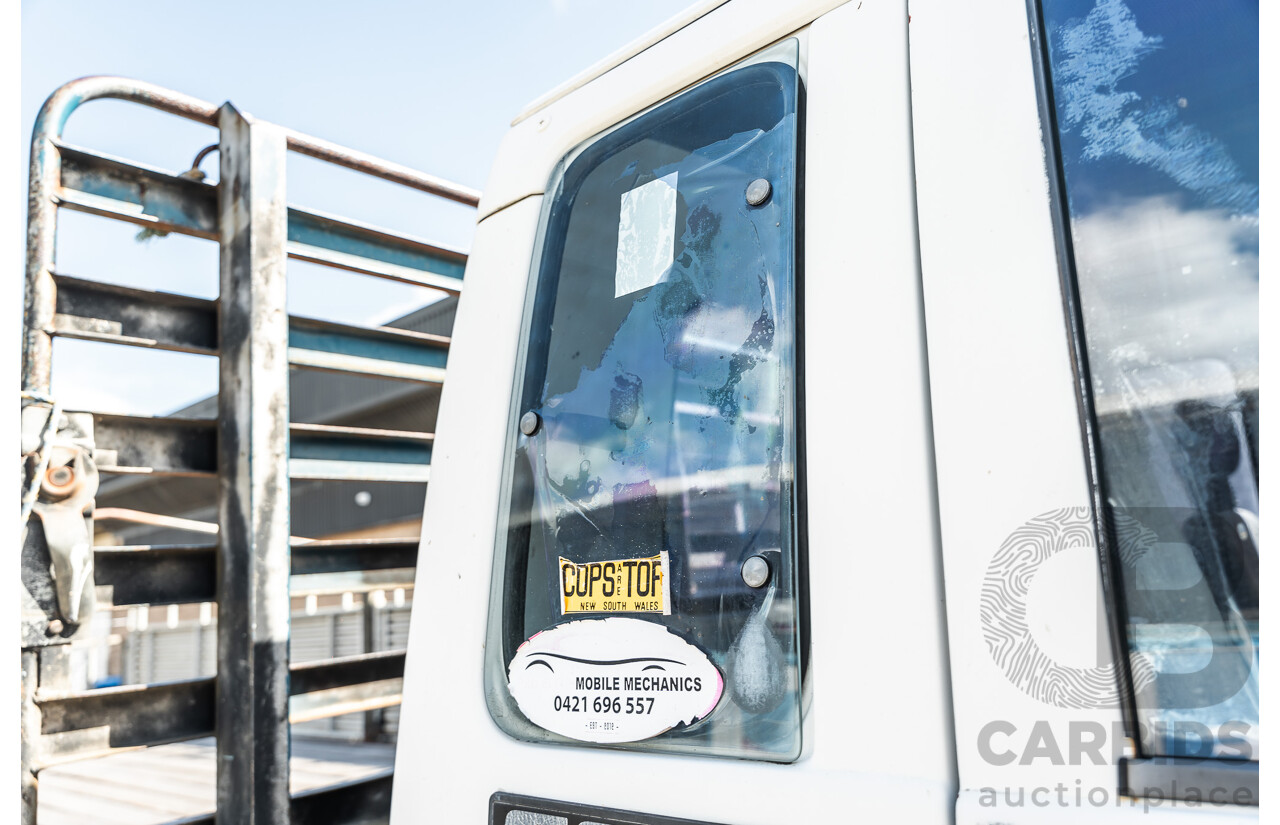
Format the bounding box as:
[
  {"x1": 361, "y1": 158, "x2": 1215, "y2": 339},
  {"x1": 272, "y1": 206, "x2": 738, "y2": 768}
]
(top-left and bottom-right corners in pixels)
[{"x1": 390, "y1": 1, "x2": 1260, "y2": 822}]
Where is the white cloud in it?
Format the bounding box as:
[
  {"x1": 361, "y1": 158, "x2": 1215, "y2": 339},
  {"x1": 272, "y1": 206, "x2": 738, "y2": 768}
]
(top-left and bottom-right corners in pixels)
[{"x1": 1072, "y1": 196, "x2": 1258, "y2": 412}]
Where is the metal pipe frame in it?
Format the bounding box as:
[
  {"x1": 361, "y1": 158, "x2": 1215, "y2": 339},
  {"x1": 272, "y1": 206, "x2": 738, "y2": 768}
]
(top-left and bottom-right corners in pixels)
[
  {"x1": 88, "y1": 413, "x2": 434, "y2": 479},
  {"x1": 93, "y1": 538, "x2": 418, "y2": 606},
  {"x1": 215, "y1": 103, "x2": 292, "y2": 824},
  {"x1": 21, "y1": 75, "x2": 478, "y2": 824},
  {"x1": 23, "y1": 75, "x2": 478, "y2": 392},
  {"x1": 24, "y1": 78, "x2": 219, "y2": 395},
  {"x1": 30, "y1": 651, "x2": 407, "y2": 770}
]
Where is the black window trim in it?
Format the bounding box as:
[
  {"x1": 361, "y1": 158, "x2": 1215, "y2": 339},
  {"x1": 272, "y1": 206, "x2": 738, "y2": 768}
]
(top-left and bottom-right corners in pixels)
[
  {"x1": 490, "y1": 792, "x2": 730, "y2": 825},
  {"x1": 1022, "y1": 0, "x2": 1259, "y2": 806}
]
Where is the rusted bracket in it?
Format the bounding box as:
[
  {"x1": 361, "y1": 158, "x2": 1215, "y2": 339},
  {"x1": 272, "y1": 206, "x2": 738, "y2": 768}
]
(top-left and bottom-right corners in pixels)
[{"x1": 21, "y1": 401, "x2": 100, "y2": 644}]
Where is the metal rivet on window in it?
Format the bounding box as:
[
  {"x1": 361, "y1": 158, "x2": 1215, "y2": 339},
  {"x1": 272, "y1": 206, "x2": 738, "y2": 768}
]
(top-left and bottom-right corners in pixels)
[
  {"x1": 741, "y1": 555, "x2": 771, "y2": 588},
  {"x1": 519, "y1": 410, "x2": 542, "y2": 436},
  {"x1": 745, "y1": 178, "x2": 772, "y2": 207}
]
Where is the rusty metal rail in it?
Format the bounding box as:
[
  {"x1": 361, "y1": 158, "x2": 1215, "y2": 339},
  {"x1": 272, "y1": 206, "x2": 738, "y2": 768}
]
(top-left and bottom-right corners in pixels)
[
  {"x1": 20, "y1": 76, "x2": 476, "y2": 825},
  {"x1": 55, "y1": 143, "x2": 470, "y2": 291},
  {"x1": 31, "y1": 649, "x2": 406, "y2": 770},
  {"x1": 24, "y1": 76, "x2": 479, "y2": 393},
  {"x1": 52, "y1": 272, "x2": 451, "y2": 383},
  {"x1": 93, "y1": 538, "x2": 420, "y2": 606},
  {"x1": 88, "y1": 414, "x2": 434, "y2": 481}
]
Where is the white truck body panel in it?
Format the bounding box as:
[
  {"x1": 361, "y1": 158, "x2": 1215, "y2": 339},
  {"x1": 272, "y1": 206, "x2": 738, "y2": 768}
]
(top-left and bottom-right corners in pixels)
[{"x1": 391, "y1": 0, "x2": 1260, "y2": 821}]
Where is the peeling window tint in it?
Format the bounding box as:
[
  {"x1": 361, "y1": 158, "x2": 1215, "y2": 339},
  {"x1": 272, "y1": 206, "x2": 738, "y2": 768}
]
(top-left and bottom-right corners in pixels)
[
  {"x1": 1041, "y1": 0, "x2": 1259, "y2": 759},
  {"x1": 485, "y1": 42, "x2": 804, "y2": 761}
]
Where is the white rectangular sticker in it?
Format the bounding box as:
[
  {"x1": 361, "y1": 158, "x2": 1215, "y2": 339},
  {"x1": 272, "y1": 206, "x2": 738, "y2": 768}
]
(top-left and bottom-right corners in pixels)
[{"x1": 615, "y1": 172, "x2": 677, "y2": 297}]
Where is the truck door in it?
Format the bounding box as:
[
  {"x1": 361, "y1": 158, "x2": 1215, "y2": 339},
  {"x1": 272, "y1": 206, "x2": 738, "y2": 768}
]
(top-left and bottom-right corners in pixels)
[
  {"x1": 911, "y1": 0, "x2": 1259, "y2": 819},
  {"x1": 391, "y1": 1, "x2": 955, "y2": 822}
]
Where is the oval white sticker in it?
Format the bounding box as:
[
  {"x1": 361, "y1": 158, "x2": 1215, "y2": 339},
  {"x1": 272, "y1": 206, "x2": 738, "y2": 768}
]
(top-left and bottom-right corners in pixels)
[{"x1": 507, "y1": 617, "x2": 723, "y2": 744}]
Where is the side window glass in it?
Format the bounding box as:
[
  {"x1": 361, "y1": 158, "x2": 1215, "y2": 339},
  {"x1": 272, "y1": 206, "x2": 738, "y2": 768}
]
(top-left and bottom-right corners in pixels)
[
  {"x1": 484, "y1": 41, "x2": 804, "y2": 761},
  {"x1": 1040, "y1": 1, "x2": 1258, "y2": 759}
]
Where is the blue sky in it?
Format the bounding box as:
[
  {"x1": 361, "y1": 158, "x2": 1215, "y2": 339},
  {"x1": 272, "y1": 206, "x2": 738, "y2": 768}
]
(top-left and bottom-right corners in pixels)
[
  {"x1": 1038, "y1": 0, "x2": 1259, "y2": 398},
  {"x1": 20, "y1": 0, "x2": 692, "y2": 416},
  {"x1": 1044, "y1": 0, "x2": 1258, "y2": 217}
]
